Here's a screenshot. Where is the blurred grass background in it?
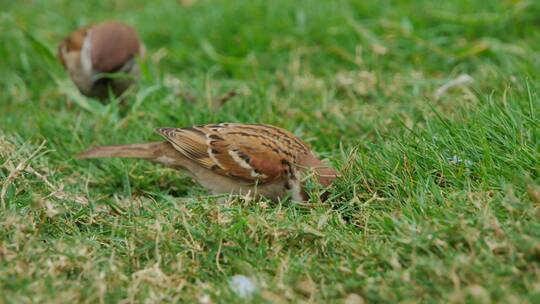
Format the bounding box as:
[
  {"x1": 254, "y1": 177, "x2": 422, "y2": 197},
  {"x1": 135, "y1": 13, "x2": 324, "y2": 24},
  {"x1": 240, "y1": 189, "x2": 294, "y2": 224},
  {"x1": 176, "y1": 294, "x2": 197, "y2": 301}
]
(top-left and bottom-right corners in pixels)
[{"x1": 1, "y1": 0, "x2": 539, "y2": 302}]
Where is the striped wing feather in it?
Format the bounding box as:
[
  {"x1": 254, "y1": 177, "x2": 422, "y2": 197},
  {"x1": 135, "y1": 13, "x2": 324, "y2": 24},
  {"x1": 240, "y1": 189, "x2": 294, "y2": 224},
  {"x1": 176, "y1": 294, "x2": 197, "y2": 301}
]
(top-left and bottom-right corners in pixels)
[{"x1": 156, "y1": 123, "x2": 310, "y2": 183}]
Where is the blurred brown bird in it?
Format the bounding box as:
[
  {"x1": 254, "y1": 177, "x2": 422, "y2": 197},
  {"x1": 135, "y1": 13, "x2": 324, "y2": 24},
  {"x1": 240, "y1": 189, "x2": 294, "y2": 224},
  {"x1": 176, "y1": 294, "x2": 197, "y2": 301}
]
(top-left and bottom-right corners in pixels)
[
  {"x1": 58, "y1": 21, "x2": 145, "y2": 100},
  {"x1": 78, "y1": 123, "x2": 338, "y2": 202}
]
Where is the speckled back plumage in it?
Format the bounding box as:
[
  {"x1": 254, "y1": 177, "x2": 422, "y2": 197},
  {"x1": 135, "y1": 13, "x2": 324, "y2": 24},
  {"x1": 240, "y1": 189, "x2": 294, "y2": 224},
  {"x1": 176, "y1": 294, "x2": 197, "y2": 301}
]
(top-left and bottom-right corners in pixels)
[{"x1": 156, "y1": 123, "x2": 312, "y2": 184}]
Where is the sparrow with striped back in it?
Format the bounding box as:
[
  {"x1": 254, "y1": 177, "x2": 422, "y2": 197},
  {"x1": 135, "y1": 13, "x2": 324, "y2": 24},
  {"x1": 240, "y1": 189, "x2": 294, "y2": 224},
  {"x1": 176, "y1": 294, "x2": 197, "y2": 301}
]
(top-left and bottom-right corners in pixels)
[
  {"x1": 58, "y1": 21, "x2": 145, "y2": 100},
  {"x1": 77, "y1": 123, "x2": 338, "y2": 202}
]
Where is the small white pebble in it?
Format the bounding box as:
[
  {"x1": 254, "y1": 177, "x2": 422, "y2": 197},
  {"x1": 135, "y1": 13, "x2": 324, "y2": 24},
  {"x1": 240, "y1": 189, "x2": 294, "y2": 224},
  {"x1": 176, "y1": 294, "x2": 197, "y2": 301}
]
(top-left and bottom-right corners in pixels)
[
  {"x1": 229, "y1": 275, "x2": 257, "y2": 298},
  {"x1": 344, "y1": 293, "x2": 365, "y2": 304},
  {"x1": 197, "y1": 294, "x2": 211, "y2": 304}
]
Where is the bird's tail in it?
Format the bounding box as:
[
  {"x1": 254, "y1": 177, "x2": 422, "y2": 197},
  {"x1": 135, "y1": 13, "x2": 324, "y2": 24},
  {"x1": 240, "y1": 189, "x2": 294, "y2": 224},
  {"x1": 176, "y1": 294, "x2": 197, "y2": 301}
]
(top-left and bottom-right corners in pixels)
[{"x1": 76, "y1": 142, "x2": 167, "y2": 160}]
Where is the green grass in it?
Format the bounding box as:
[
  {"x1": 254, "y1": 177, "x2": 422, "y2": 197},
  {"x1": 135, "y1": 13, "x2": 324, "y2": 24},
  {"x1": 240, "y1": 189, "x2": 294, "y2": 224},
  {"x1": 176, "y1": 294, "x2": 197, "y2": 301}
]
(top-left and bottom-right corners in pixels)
[{"x1": 1, "y1": 0, "x2": 540, "y2": 302}]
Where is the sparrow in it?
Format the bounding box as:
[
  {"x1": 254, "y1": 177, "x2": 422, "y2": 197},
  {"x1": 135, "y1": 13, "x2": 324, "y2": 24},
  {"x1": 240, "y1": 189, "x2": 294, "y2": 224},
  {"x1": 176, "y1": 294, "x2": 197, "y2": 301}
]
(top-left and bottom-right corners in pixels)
[
  {"x1": 58, "y1": 21, "x2": 145, "y2": 100},
  {"x1": 77, "y1": 123, "x2": 338, "y2": 202}
]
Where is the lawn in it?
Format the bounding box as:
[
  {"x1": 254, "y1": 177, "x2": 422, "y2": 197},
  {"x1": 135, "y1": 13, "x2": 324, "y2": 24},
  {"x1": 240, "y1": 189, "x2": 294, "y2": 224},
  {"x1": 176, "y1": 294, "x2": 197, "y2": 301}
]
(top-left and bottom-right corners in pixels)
[{"x1": 1, "y1": 0, "x2": 540, "y2": 302}]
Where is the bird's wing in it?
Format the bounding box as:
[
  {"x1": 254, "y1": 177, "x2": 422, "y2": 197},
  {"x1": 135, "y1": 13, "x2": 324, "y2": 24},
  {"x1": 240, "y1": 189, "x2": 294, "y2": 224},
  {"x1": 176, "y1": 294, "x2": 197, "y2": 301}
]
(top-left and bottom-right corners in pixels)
[{"x1": 156, "y1": 123, "x2": 311, "y2": 183}]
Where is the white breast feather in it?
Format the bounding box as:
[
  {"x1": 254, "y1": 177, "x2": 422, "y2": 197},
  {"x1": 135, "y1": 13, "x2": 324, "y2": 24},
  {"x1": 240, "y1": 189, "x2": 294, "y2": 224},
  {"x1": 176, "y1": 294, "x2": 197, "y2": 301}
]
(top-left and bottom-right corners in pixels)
[
  {"x1": 80, "y1": 31, "x2": 93, "y2": 77},
  {"x1": 289, "y1": 179, "x2": 303, "y2": 202}
]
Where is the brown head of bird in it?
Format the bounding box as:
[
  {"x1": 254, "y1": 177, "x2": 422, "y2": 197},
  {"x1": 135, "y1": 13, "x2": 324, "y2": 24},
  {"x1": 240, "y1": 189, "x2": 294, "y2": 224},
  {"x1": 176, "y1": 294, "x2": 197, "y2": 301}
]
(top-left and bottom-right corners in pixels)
[
  {"x1": 58, "y1": 21, "x2": 145, "y2": 100},
  {"x1": 77, "y1": 123, "x2": 339, "y2": 202}
]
